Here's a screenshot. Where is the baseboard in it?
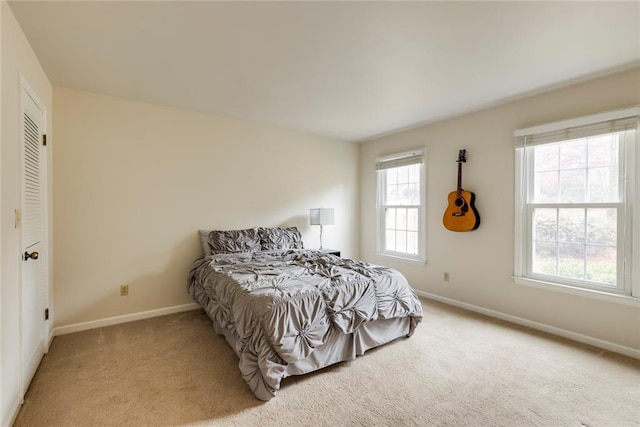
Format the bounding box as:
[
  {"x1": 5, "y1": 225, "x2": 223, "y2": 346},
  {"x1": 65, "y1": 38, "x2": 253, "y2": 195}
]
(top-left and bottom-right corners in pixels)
[
  {"x1": 53, "y1": 303, "x2": 200, "y2": 336},
  {"x1": 46, "y1": 326, "x2": 55, "y2": 353},
  {"x1": 415, "y1": 290, "x2": 640, "y2": 360},
  {"x1": 5, "y1": 394, "x2": 23, "y2": 427},
  {"x1": 4, "y1": 330, "x2": 54, "y2": 426},
  {"x1": 45, "y1": 293, "x2": 640, "y2": 356}
]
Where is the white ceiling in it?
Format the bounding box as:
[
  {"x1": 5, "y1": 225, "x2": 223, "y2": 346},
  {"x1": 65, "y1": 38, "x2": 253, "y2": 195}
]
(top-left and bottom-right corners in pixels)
[{"x1": 8, "y1": 1, "x2": 640, "y2": 142}]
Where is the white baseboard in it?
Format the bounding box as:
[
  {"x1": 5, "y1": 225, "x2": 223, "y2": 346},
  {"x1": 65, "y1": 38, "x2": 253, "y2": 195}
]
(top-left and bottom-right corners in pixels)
[
  {"x1": 46, "y1": 326, "x2": 55, "y2": 353},
  {"x1": 5, "y1": 394, "x2": 23, "y2": 427},
  {"x1": 415, "y1": 290, "x2": 640, "y2": 360},
  {"x1": 44, "y1": 293, "x2": 640, "y2": 357},
  {"x1": 53, "y1": 303, "x2": 200, "y2": 336}
]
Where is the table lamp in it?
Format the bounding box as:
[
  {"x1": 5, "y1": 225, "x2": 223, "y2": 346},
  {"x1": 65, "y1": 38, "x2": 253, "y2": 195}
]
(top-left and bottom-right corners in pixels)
[{"x1": 310, "y1": 208, "x2": 334, "y2": 250}]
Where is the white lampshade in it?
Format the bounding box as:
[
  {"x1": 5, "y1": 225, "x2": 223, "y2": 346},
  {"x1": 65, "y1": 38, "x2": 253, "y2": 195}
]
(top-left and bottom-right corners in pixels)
[{"x1": 310, "y1": 208, "x2": 335, "y2": 226}]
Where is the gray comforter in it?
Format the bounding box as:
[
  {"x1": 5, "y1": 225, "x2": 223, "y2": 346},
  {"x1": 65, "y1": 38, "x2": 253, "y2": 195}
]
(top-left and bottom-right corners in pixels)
[{"x1": 188, "y1": 249, "x2": 423, "y2": 400}]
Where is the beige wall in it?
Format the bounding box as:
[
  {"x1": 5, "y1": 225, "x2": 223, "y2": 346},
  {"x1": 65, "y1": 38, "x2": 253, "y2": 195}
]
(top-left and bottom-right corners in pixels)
[
  {"x1": 1, "y1": 2, "x2": 53, "y2": 425},
  {"x1": 53, "y1": 87, "x2": 359, "y2": 327},
  {"x1": 359, "y1": 68, "x2": 640, "y2": 351}
]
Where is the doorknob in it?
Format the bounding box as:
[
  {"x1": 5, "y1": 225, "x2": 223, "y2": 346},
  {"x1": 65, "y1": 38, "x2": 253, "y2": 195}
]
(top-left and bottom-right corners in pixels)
[{"x1": 24, "y1": 251, "x2": 39, "y2": 261}]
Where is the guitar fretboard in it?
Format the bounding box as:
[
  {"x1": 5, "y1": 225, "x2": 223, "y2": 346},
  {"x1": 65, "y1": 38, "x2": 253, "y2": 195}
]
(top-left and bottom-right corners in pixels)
[{"x1": 457, "y1": 162, "x2": 463, "y2": 196}]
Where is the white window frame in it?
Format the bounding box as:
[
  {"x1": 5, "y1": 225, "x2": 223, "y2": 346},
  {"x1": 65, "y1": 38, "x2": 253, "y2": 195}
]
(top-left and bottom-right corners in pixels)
[
  {"x1": 513, "y1": 106, "x2": 640, "y2": 307},
  {"x1": 376, "y1": 148, "x2": 427, "y2": 263}
]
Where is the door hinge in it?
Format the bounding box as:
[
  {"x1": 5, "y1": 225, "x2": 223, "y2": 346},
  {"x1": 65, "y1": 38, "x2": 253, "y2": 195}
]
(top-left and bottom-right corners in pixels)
[
  {"x1": 42, "y1": 134, "x2": 47, "y2": 146},
  {"x1": 44, "y1": 308, "x2": 49, "y2": 321},
  {"x1": 14, "y1": 209, "x2": 21, "y2": 228}
]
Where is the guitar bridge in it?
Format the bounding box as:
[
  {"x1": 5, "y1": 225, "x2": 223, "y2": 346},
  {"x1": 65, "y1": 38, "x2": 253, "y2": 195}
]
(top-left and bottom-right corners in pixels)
[{"x1": 452, "y1": 212, "x2": 466, "y2": 217}]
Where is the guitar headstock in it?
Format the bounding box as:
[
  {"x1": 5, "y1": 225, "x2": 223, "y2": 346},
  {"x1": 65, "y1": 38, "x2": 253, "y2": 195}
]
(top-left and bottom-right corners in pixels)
[{"x1": 457, "y1": 149, "x2": 467, "y2": 163}]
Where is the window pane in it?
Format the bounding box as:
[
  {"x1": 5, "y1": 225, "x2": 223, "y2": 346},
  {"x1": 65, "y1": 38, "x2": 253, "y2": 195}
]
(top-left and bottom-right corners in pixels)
[
  {"x1": 397, "y1": 165, "x2": 409, "y2": 185},
  {"x1": 559, "y1": 169, "x2": 586, "y2": 203},
  {"x1": 407, "y1": 208, "x2": 418, "y2": 232},
  {"x1": 587, "y1": 134, "x2": 617, "y2": 168},
  {"x1": 533, "y1": 208, "x2": 557, "y2": 242},
  {"x1": 386, "y1": 184, "x2": 398, "y2": 205},
  {"x1": 407, "y1": 231, "x2": 418, "y2": 255},
  {"x1": 586, "y1": 245, "x2": 616, "y2": 285},
  {"x1": 533, "y1": 171, "x2": 559, "y2": 203},
  {"x1": 406, "y1": 182, "x2": 420, "y2": 205},
  {"x1": 385, "y1": 230, "x2": 396, "y2": 252},
  {"x1": 558, "y1": 208, "x2": 585, "y2": 244},
  {"x1": 533, "y1": 242, "x2": 557, "y2": 276},
  {"x1": 587, "y1": 167, "x2": 618, "y2": 202},
  {"x1": 534, "y1": 143, "x2": 559, "y2": 172},
  {"x1": 558, "y1": 243, "x2": 585, "y2": 280},
  {"x1": 386, "y1": 208, "x2": 397, "y2": 230},
  {"x1": 559, "y1": 139, "x2": 586, "y2": 169},
  {"x1": 396, "y1": 230, "x2": 407, "y2": 253},
  {"x1": 387, "y1": 168, "x2": 397, "y2": 185},
  {"x1": 407, "y1": 164, "x2": 419, "y2": 184},
  {"x1": 396, "y1": 208, "x2": 407, "y2": 230},
  {"x1": 586, "y1": 208, "x2": 616, "y2": 246},
  {"x1": 397, "y1": 184, "x2": 410, "y2": 204}
]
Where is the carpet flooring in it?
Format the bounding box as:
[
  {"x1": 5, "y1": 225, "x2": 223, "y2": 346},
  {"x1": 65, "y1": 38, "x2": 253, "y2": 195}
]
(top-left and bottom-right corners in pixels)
[{"x1": 14, "y1": 298, "x2": 640, "y2": 426}]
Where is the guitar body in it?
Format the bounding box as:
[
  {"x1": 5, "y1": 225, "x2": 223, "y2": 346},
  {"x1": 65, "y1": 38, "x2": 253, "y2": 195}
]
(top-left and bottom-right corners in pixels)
[
  {"x1": 443, "y1": 190, "x2": 480, "y2": 232},
  {"x1": 443, "y1": 149, "x2": 480, "y2": 232}
]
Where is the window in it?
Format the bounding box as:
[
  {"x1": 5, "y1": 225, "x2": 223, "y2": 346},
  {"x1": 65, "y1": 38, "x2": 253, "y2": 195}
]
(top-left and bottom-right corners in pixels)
[
  {"x1": 376, "y1": 149, "x2": 426, "y2": 262},
  {"x1": 514, "y1": 106, "x2": 639, "y2": 304}
]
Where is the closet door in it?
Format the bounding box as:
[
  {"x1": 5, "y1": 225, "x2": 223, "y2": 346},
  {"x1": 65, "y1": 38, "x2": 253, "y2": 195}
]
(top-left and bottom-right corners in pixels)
[{"x1": 20, "y1": 85, "x2": 46, "y2": 390}]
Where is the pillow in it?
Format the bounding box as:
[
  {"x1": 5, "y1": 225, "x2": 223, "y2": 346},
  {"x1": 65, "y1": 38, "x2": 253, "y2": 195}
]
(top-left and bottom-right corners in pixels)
[
  {"x1": 259, "y1": 227, "x2": 304, "y2": 250},
  {"x1": 207, "y1": 228, "x2": 261, "y2": 254},
  {"x1": 198, "y1": 230, "x2": 211, "y2": 256}
]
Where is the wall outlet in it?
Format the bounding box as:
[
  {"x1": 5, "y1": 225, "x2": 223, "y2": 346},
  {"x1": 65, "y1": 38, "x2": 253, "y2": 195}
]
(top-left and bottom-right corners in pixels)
[
  {"x1": 120, "y1": 284, "x2": 129, "y2": 296},
  {"x1": 443, "y1": 272, "x2": 450, "y2": 282}
]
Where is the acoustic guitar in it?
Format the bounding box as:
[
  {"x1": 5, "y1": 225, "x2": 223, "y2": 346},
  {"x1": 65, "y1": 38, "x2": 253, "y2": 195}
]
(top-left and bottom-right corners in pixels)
[{"x1": 443, "y1": 149, "x2": 480, "y2": 232}]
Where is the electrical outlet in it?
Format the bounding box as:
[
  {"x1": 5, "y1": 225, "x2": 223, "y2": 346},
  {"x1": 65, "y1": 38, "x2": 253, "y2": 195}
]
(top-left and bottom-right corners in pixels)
[
  {"x1": 120, "y1": 284, "x2": 129, "y2": 296},
  {"x1": 443, "y1": 272, "x2": 450, "y2": 282}
]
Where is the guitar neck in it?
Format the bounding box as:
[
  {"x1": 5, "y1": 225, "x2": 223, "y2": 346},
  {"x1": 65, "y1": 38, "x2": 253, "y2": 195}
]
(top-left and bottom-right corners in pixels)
[{"x1": 456, "y1": 162, "x2": 463, "y2": 195}]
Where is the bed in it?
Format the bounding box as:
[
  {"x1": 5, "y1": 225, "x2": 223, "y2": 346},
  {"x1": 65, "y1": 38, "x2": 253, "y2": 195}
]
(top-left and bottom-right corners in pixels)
[{"x1": 187, "y1": 227, "x2": 423, "y2": 400}]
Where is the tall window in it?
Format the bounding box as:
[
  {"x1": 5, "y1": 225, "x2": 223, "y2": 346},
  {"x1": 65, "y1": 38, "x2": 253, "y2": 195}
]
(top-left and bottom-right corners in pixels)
[
  {"x1": 514, "y1": 107, "x2": 639, "y2": 303},
  {"x1": 376, "y1": 149, "x2": 426, "y2": 262}
]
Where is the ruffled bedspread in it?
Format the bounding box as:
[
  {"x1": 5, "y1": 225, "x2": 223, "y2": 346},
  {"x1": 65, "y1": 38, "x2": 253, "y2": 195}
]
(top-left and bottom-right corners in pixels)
[{"x1": 187, "y1": 250, "x2": 423, "y2": 400}]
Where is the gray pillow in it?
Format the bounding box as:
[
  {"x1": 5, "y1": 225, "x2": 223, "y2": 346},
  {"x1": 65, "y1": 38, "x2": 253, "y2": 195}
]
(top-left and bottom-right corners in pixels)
[
  {"x1": 259, "y1": 227, "x2": 304, "y2": 250},
  {"x1": 208, "y1": 228, "x2": 262, "y2": 254},
  {"x1": 198, "y1": 230, "x2": 211, "y2": 256}
]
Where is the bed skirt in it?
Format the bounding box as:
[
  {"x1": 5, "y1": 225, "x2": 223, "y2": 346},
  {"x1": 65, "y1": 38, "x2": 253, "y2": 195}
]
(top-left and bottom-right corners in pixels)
[{"x1": 192, "y1": 283, "x2": 412, "y2": 400}]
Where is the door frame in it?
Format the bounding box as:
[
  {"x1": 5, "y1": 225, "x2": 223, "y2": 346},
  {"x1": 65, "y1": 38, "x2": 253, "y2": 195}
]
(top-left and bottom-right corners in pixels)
[{"x1": 18, "y1": 74, "x2": 50, "y2": 395}]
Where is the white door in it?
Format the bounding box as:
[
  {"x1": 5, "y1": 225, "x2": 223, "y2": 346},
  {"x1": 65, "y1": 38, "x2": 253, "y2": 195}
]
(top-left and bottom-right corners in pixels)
[{"x1": 21, "y1": 85, "x2": 46, "y2": 390}]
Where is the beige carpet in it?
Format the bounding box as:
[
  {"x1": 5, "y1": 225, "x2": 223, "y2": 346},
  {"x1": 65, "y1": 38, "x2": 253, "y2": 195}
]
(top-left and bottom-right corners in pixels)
[{"x1": 14, "y1": 298, "x2": 640, "y2": 426}]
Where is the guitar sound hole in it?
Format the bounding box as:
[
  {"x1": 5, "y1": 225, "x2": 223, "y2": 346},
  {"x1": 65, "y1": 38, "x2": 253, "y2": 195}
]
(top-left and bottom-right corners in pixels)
[{"x1": 455, "y1": 198, "x2": 465, "y2": 207}]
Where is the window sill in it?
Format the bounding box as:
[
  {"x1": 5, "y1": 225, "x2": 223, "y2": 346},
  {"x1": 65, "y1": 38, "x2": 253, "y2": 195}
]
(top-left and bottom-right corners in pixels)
[
  {"x1": 513, "y1": 276, "x2": 640, "y2": 307},
  {"x1": 377, "y1": 252, "x2": 427, "y2": 266}
]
